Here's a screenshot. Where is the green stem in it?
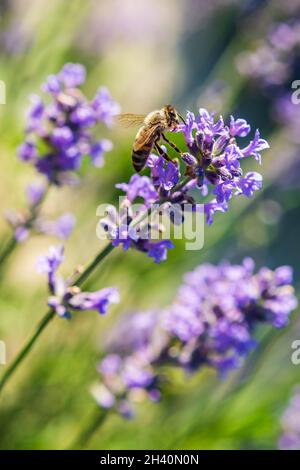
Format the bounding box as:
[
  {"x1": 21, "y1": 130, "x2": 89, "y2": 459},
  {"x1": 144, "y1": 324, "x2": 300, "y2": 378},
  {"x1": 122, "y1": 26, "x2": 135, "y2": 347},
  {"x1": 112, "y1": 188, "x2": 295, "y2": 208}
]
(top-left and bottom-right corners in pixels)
[
  {"x1": 0, "y1": 309, "x2": 55, "y2": 393},
  {"x1": 0, "y1": 243, "x2": 114, "y2": 395},
  {"x1": 68, "y1": 407, "x2": 107, "y2": 449},
  {"x1": 0, "y1": 236, "x2": 17, "y2": 265},
  {"x1": 171, "y1": 176, "x2": 191, "y2": 194},
  {"x1": 75, "y1": 243, "x2": 115, "y2": 287}
]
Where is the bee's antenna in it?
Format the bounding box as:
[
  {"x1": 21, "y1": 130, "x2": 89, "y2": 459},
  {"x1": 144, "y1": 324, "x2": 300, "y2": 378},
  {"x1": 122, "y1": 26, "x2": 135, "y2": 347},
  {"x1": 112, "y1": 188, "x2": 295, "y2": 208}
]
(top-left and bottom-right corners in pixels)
[{"x1": 179, "y1": 114, "x2": 186, "y2": 125}]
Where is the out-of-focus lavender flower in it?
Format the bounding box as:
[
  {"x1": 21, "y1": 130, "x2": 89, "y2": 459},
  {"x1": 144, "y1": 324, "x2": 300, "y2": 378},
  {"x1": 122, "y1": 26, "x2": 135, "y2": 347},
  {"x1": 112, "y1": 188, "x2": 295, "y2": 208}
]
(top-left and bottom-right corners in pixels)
[
  {"x1": 37, "y1": 245, "x2": 120, "y2": 319},
  {"x1": 94, "y1": 259, "x2": 297, "y2": 417},
  {"x1": 102, "y1": 310, "x2": 159, "y2": 356},
  {"x1": 274, "y1": 94, "x2": 300, "y2": 145},
  {"x1": 36, "y1": 245, "x2": 64, "y2": 291},
  {"x1": 90, "y1": 139, "x2": 113, "y2": 167},
  {"x1": 236, "y1": 21, "x2": 300, "y2": 90},
  {"x1": 0, "y1": 3, "x2": 33, "y2": 57},
  {"x1": 278, "y1": 386, "x2": 300, "y2": 450},
  {"x1": 18, "y1": 141, "x2": 37, "y2": 162},
  {"x1": 164, "y1": 260, "x2": 297, "y2": 371},
  {"x1": 99, "y1": 108, "x2": 268, "y2": 263},
  {"x1": 25, "y1": 182, "x2": 45, "y2": 206},
  {"x1": 92, "y1": 87, "x2": 121, "y2": 127},
  {"x1": 76, "y1": 0, "x2": 177, "y2": 55},
  {"x1": 236, "y1": 16, "x2": 300, "y2": 187},
  {"x1": 92, "y1": 311, "x2": 163, "y2": 417},
  {"x1": 58, "y1": 63, "x2": 86, "y2": 88},
  {"x1": 14, "y1": 226, "x2": 29, "y2": 243},
  {"x1": 36, "y1": 213, "x2": 76, "y2": 240},
  {"x1": 5, "y1": 183, "x2": 75, "y2": 243},
  {"x1": 18, "y1": 63, "x2": 119, "y2": 185}
]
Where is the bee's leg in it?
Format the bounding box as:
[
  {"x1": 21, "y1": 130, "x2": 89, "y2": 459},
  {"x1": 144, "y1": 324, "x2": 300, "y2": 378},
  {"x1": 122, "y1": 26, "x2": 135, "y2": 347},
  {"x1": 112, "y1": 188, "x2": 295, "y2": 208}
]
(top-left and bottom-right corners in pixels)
[
  {"x1": 155, "y1": 142, "x2": 179, "y2": 169},
  {"x1": 161, "y1": 133, "x2": 183, "y2": 156},
  {"x1": 155, "y1": 142, "x2": 173, "y2": 162}
]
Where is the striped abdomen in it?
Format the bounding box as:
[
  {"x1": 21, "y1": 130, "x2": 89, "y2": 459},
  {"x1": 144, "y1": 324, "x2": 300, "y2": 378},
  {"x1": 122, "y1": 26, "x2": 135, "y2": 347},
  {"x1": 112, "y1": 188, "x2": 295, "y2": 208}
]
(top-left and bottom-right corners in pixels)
[{"x1": 132, "y1": 125, "x2": 161, "y2": 173}]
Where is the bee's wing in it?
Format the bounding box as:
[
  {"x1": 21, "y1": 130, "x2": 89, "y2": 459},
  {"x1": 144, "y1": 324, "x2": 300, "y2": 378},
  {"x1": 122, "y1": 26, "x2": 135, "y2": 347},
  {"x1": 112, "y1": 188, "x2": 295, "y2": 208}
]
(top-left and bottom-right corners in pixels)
[
  {"x1": 115, "y1": 113, "x2": 146, "y2": 128},
  {"x1": 133, "y1": 124, "x2": 161, "y2": 151}
]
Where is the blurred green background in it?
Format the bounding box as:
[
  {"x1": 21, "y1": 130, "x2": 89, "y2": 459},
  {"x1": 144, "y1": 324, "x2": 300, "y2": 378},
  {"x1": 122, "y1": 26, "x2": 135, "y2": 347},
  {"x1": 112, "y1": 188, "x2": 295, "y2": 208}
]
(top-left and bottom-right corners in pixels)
[{"x1": 0, "y1": 0, "x2": 300, "y2": 450}]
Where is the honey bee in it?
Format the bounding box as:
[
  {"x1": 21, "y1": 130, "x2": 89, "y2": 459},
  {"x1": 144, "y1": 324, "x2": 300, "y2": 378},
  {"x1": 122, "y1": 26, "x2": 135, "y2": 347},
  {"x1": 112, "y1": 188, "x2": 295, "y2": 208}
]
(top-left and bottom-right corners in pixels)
[{"x1": 117, "y1": 105, "x2": 185, "y2": 172}]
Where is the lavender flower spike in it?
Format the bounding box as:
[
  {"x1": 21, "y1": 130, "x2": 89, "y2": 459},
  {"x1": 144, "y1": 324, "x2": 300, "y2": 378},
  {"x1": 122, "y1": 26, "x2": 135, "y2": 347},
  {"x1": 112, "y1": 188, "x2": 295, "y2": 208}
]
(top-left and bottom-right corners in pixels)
[
  {"x1": 279, "y1": 386, "x2": 300, "y2": 450},
  {"x1": 69, "y1": 288, "x2": 120, "y2": 315},
  {"x1": 5, "y1": 183, "x2": 76, "y2": 243},
  {"x1": 37, "y1": 245, "x2": 119, "y2": 318},
  {"x1": 100, "y1": 108, "x2": 268, "y2": 262},
  {"x1": 36, "y1": 245, "x2": 64, "y2": 292},
  {"x1": 18, "y1": 63, "x2": 119, "y2": 185},
  {"x1": 95, "y1": 259, "x2": 297, "y2": 417},
  {"x1": 36, "y1": 213, "x2": 76, "y2": 240}
]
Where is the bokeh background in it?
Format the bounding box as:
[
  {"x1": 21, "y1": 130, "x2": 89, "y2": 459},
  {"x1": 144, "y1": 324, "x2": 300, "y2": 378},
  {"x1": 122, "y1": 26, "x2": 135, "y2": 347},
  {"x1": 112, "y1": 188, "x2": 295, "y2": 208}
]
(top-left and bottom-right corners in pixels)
[{"x1": 0, "y1": 0, "x2": 300, "y2": 450}]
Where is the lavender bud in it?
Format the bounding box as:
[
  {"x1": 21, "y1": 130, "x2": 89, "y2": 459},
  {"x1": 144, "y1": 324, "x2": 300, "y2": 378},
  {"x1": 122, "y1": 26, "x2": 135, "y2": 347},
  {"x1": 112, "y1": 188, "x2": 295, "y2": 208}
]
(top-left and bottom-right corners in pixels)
[{"x1": 212, "y1": 133, "x2": 229, "y2": 156}]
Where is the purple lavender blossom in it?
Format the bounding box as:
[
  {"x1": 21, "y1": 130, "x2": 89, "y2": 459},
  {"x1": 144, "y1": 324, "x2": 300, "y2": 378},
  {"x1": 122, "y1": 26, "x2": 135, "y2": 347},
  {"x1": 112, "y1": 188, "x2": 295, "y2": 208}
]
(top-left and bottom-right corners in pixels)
[
  {"x1": 18, "y1": 141, "x2": 37, "y2": 162},
  {"x1": 92, "y1": 87, "x2": 121, "y2": 127},
  {"x1": 7, "y1": 211, "x2": 75, "y2": 243},
  {"x1": 278, "y1": 386, "x2": 300, "y2": 450},
  {"x1": 274, "y1": 94, "x2": 300, "y2": 145},
  {"x1": 14, "y1": 226, "x2": 29, "y2": 243},
  {"x1": 235, "y1": 17, "x2": 300, "y2": 150},
  {"x1": 100, "y1": 188, "x2": 175, "y2": 263},
  {"x1": 5, "y1": 183, "x2": 75, "y2": 243},
  {"x1": 37, "y1": 213, "x2": 76, "y2": 240},
  {"x1": 176, "y1": 109, "x2": 268, "y2": 222},
  {"x1": 145, "y1": 240, "x2": 174, "y2": 264},
  {"x1": 37, "y1": 245, "x2": 119, "y2": 319},
  {"x1": 95, "y1": 259, "x2": 297, "y2": 417},
  {"x1": 163, "y1": 260, "x2": 297, "y2": 374},
  {"x1": 229, "y1": 116, "x2": 251, "y2": 138},
  {"x1": 94, "y1": 311, "x2": 163, "y2": 417},
  {"x1": 91, "y1": 139, "x2": 113, "y2": 167},
  {"x1": 36, "y1": 245, "x2": 64, "y2": 291},
  {"x1": 236, "y1": 20, "x2": 300, "y2": 89},
  {"x1": 147, "y1": 154, "x2": 180, "y2": 190},
  {"x1": 58, "y1": 63, "x2": 86, "y2": 89},
  {"x1": 204, "y1": 199, "x2": 228, "y2": 225},
  {"x1": 103, "y1": 310, "x2": 159, "y2": 355},
  {"x1": 121, "y1": 356, "x2": 155, "y2": 389},
  {"x1": 116, "y1": 174, "x2": 158, "y2": 208},
  {"x1": 91, "y1": 384, "x2": 116, "y2": 409},
  {"x1": 26, "y1": 182, "x2": 45, "y2": 207},
  {"x1": 18, "y1": 63, "x2": 119, "y2": 185},
  {"x1": 5, "y1": 180, "x2": 47, "y2": 243},
  {"x1": 100, "y1": 108, "x2": 268, "y2": 260},
  {"x1": 241, "y1": 130, "x2": 269, "y2": 164},
  {"x1": 69, "y1": 288, "x2": 120, "y2": 315}
]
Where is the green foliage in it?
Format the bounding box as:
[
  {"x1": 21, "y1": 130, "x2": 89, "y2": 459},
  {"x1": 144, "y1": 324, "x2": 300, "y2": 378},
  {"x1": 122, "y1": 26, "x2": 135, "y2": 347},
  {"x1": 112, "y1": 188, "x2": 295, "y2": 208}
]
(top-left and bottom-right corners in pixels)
[{"x1": 0, "y1": 0, "x2": 299, "y2": 450}]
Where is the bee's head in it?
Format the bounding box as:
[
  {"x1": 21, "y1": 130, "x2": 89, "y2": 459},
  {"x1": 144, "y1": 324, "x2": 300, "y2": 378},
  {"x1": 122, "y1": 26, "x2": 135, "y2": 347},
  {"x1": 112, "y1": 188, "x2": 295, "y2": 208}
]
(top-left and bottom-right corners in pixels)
[{"x1": 164, "y1": 104, "x2": 181, "y2": 129}]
